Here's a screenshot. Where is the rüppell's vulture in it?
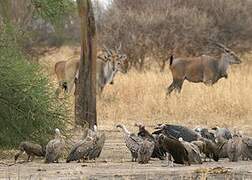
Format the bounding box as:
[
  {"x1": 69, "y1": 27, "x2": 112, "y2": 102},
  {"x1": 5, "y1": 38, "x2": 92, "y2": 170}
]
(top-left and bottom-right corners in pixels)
[
  {"x1": 215, "y1": 139, "x2": 229, "y2": 159},
  {"x1": 191, "y1": 140, "x2": 205, "y2": 154},
  {"x1": 116, "y1": 124, "x2": 142, "y2": 162},
  {"x1": 154, "y1": 124, "x2": 199, "y2": 142},
  {"x1": 14, "y1": 142, "x2": 46, "y2": 162},
  {"x1": 66, "y1": 133, "x2": 94, "y2": 163},
  {"x1": 87, "y1": 125, "x2": 106, "y2": 160},
  {"x1": 198, "y1": 138, "x2": 219, "y2": 161},
  {"x1": 178, "y1": 138, "x2": 202, "y2": 164},
  {"x1": 241, "y1": 136, "x2": 252, "y2": 160},
  {"x1": 135, "y1": 123, "x2": 166, "y2": 160},
  {"x1": 194, "y1": 127, "x2": 215, "y2": 142},
  {"x1": 158, "y1": 134, "x2": 190, "y2": 165},
  {"x1": 137, "y1": 139, "x2": 155, "y2": 164},
  {"x1": 212, "y1": 126, "x2": 232, "y2": 141},
  {"x1": 66, "y1": 125, "x2": 105, "y2": 162},
  {"x1": 227, "y1": 134, "x2": 243, "y2": 162},
  {"x1": 45, "y1": 128, "x2": 65, "y2": 163}
]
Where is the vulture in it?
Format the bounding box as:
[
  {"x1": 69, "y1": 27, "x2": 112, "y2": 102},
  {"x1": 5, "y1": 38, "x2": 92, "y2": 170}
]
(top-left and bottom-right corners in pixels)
[
  {"x1": 137, "y1": 139, "x2": 155, "y2": 164},
  {"x1": 154, "y1": 124, "x2": 199, "y2": 142},
  {"x1": 179, "y1": 138, "x2": 202, "y2": 164},
  {"x1": 66, "y1": 135, "x2": 94, "y2": 163},
  {"x1": 87, "y1": 126, "x2": 106, "y2": 160},
  {"x1": 45, "y1": 128, "x2": 65, "y2": 163},
  {"x1": 191, "y1": 140, "x2": 205, "y2": 154},
  {"x1": 194, "y1": 128, "x2": 215, "y2": 142},
  {"x1": 66, "y1": 125, "x2": 105, "y2": 162},
  {"x1": 215, "y1": 139, "x2": 229, "y2": 159},
  {"x1": 227, "y1": 134, "x2": 243, "y2": 162},
  {"x1": 158, "y1": 134, "x2": 190, "y2": 165},
  {"x1": 135, "y1": 123, "x2": 166, "y2": 160},
  {"x1": 116, "y1": 124, "x2": 142, "y2": 162},
  {"x1": 200, "y1": 138, "x2": 219, "y2": 161},
  {"x1": 241, "y1": 136, "x2": 252, "y2": 160},
  {"x1": 212, "y1": 127, "x2": 232, "y2": 141},
  {"x1": 14, "y1": 142, "x2": 46, "y2": 162}
]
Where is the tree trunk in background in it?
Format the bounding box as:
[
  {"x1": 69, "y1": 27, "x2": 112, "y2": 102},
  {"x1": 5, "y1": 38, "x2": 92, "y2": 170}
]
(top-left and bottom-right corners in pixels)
[
  {"x1": 75, "y1": 0, "x2": 97, "y2": 129},
  {"x1": 0, "y1": 0, "x2": 11, "y2": 24}
]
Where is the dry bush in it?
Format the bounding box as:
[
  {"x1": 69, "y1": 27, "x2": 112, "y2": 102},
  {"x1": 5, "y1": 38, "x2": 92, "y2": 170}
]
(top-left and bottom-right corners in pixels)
[{"x1": 98, "y1": 0, "x2": 252, "y2": 70}]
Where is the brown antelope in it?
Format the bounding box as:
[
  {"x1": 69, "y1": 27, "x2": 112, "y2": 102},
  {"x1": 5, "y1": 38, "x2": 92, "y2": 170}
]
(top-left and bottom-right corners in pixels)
[
  {"x1": 54, "y1": 45, "x2": 128, "y2": 96},
  {"x1": 166, "y1": 43, "x2": 241, "y2": 95}
]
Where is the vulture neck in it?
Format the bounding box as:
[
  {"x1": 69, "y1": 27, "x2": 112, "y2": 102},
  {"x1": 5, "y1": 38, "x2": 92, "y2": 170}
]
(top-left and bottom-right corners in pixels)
[{"x1": 120, "y1": 125, "x2": 131, "y2": 136}]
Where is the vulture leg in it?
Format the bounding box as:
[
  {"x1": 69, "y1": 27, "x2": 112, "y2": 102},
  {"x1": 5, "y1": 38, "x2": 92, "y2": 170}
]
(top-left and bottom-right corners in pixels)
[
  {"x1": 27, "y1": 155, "x2": 31, "y2": 162},
  {"x1": 130, "y1": 152, "x2": 136, "y2": 162},
  {"x1": 29, "y1": 155, "x2": 35, "y2": 162},
  {"x1": 167, "y1": 153, "x2": 174, "y2": 167}
]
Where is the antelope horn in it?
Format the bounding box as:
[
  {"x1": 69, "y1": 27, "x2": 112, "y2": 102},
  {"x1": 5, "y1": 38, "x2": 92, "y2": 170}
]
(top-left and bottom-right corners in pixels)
[
  {"x1": 215, "y1": 42, "x2": 230, "y2": 52},
  {"x1": 117, "y1": 42, "x2": 122, "y2": 51},
  {"x1": 210, "y1": 40, "x2": 231, "y2": 52},
  {"x1": 102, "y1": 44, "x2": 112, "y2": 55}
]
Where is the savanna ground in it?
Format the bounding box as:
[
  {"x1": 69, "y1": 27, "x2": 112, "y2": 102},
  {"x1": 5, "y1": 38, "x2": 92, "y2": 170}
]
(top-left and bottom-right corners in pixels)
[{"x1": 1, "y1": 46, "x2": 252, "y2": 179}]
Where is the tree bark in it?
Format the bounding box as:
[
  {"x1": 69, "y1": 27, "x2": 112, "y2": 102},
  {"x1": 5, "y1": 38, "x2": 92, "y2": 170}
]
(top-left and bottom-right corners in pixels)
[{"x1": 75, "y1": 0, "x2": 97, "y2": 129}]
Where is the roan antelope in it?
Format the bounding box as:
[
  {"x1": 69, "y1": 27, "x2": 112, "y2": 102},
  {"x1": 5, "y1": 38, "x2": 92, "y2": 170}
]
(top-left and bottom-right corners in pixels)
[
  {"x1": 166, "y1": 43, "x2": 241, "y2": 95},
  {"x1": 54, "y1": 44, "x2": 128, "y2": 96}
]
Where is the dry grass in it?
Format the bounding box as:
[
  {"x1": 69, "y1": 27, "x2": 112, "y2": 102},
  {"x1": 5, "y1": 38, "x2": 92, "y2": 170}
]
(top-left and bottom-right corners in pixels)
[{"x1": 39, "y1": 46, "x2": 252, "y2": 135}]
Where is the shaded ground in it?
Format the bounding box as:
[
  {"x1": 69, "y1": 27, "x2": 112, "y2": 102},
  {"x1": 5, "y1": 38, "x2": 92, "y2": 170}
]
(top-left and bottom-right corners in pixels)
[{"x1": 1, "y1": 130, "x2": 252, "y2": 180}]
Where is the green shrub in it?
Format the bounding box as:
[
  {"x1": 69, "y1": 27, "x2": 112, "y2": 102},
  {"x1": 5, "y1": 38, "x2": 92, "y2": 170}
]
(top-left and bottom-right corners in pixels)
[{"x1": 0, "y1": 25, "x2": 70, "y2": 148}]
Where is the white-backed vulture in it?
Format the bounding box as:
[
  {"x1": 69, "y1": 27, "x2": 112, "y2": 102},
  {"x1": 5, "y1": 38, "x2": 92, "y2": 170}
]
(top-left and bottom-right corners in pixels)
[
  {"x1": 154, "y1": 124, "x2": 199, "y2": 142},
  {"x1": 179, "y1": 138, "x2": 202, "y2": 164},
  {"x1": 45, "y1": 128, "x2": 65, "y2": 163},
  {"x1": 66, "y1": 126, "x2": 105, "y2": 162},
  {"x1": 135, "y1": 123, "x2": 166, "y2": 160},
  {"x1": 116, "y1": 124, "x2": 142, "y2": 162},
  {"x1": 137, "y1": 139, "x2": 155, "y2": 164},
  {"x1": 14, "y1": 142, "x2": 46, "y2": 162},
  {"x1": 158, "y1": 134, "x2": 190, "y2": 165}
]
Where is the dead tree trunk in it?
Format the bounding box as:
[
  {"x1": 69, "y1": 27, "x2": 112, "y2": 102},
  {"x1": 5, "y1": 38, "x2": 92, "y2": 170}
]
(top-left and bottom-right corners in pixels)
[{"x1": 75, "y1": 0, "x2": 97, "y2": 129}]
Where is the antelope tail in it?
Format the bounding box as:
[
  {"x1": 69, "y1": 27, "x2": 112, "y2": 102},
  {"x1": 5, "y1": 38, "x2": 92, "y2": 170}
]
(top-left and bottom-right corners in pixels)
[{"x1": 169, "y1": 55, "x2": 174, "y2": 66}]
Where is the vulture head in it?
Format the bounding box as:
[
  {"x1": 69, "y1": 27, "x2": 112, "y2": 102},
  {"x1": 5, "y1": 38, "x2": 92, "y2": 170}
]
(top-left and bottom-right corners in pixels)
[
  {"x1": 154, "y1": 124, "x2": 166, "y2": 130},
  {"x1": 158, "y1": 134, "x2": 166, "y2": 142}
]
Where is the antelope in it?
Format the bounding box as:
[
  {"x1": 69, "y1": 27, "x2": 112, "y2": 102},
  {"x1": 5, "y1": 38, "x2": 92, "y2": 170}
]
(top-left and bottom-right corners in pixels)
[
  {"x1": 166, "y1": 43, "x2": 241, "y2": 95},
  {"x1": 54, "y1": 45, "x2": 128, "y2": 96}
]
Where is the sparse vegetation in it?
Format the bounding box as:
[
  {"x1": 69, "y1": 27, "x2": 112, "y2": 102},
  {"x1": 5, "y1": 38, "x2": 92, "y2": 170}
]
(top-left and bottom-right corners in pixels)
[
  {"x1": 0, "y1": 25, "x2": 70, "y2": 149},
  {"x1": 0, "y1": 0, "x2": 252, "y2": 178},
  {"x1": 98, "y1": 0, "x2": 252, "y2": 70},
  {"x1": 40, "y1": 46, "x2": 252, "y2": 136},
  {"x1": 97, "y1": 61, "x2": 252, "y2": 134}
]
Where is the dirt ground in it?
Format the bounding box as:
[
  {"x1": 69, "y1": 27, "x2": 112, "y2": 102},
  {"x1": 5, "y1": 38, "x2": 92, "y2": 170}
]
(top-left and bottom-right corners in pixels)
[{"x1": 1, "y1": 130, "x2": 252, "y2": 180}]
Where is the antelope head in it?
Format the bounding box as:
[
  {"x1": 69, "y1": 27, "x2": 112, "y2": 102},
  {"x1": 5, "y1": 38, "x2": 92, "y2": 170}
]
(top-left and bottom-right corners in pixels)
[{"x1": 214, "y1": 42, "x2": 241, "y2": 65}]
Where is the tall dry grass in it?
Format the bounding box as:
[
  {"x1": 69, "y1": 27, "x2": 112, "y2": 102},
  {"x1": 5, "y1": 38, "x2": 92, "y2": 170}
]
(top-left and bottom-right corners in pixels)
[
  {"x1": 98, "y1": 59, "x2": 252, "y2": 135},
  {"x1": 39, "y1": 46, "x2": 252, "y2": 135}
]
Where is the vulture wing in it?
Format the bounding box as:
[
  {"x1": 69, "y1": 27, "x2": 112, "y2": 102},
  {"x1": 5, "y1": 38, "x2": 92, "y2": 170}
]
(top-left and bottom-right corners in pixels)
[
  {"x1": 125, "y1": 134, "x2": 142, "y2": 154},
  {"x1": 88, "y1": 132, "x2": 106, "y2": 160},
  {"x1": 66, "y1": 139, "x2": 94, "y2": 162}
]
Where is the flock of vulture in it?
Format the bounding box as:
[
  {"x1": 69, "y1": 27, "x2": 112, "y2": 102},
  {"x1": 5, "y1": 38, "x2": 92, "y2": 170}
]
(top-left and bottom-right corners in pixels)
[
  {"x1": 14, "y1": 123, "x2": 252, "y2": 166},
  {"x1": 116, "y1": 123, "x2": 252, "y2": 165},
  {"x1": 15, "y1": 126, "x2": 105, "y2": 163}
]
